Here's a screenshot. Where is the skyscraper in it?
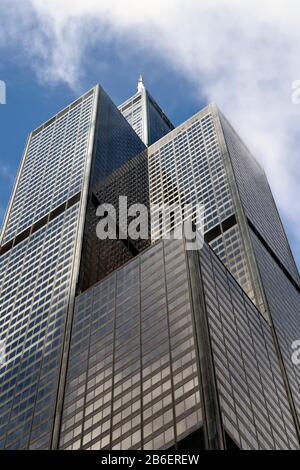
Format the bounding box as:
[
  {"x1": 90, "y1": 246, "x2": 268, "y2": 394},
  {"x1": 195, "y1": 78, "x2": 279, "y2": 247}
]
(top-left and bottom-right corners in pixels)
[
  {"x1": 0, "y1": 85, "x2": 146, "y2": 449},
  {"x1": 1, "y1": 78, "x2": 300, "y2": 450},
  {"x1": 219, "y1": 112, "x2": 300, "y2": 438},
  {"x1": 118, "y1": 75, "x2": 174, "y2": 146},
  {"x1": 78, "y1": 150, "x2": 150, "y2": 292},
  {"x1": 148, "y1": 103, "x2": 300, "y2": 441},
  {"x1": 148, "y1": 104, "x2": 264, "y2": 312},
  {"x1": 59, "y1": 237, "x2": 299, "y2": 450}
]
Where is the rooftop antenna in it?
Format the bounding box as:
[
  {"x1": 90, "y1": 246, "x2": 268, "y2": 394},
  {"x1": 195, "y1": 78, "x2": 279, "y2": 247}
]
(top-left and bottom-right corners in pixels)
[{"x1": 137, "y1": 74, "x2": 145, "y2": 92}]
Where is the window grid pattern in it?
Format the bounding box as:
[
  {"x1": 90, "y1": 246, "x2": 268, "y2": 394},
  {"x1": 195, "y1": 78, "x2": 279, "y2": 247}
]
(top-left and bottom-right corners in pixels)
[
  {"x1": 93, "y1": 90, "x2": 145, "y2": 186},
  {"x1": 80, "y1": 151, "x2": 150, "y2": 292},
  {"x1": 250, "y1": 231, "x2": 300, "y2": 425},
  {"x1": 148, "y1": 110, "x2": 254, "y2": 304},
  {"x1": 119, "y1": 90, "x2": 174, "y2": 146},
  {"x1": 2, "y1": 91, "x2": 95, "y2": 244},
  {"x1": 0, "y1": 204, "x2": 80, "y2": 449},
  {"x1": 147, "y1": 96, "x2": 174, "y2": 145},
  {"x1": 220, "y1": 112, "x2": 299, "y2": 284},
  {"x1": 199, "y1": 243, "x2": 299, "y2": 449},
  {"x1": 119, "y1": 93, "x2": 144, "y2": 142},
  {"x1": 59, "y1": 239, "x2": 202, "y2": 450},
  {"x1": 149, "y1": 112, "x2": 234, "y2": 236},
  {"x1": 210, "y1": 225, "x2": 255, "y2": 305}
]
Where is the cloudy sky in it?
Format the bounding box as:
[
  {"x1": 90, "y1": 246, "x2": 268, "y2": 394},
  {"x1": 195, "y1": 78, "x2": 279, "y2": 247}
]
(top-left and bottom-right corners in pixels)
[{"x1": 0, "y1": 0, "x2": 299, "y2": 268}]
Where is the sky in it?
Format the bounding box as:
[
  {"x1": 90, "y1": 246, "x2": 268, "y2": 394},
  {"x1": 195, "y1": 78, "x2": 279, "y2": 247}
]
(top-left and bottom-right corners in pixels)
[{"x1": 0, "y1": 0, "x2": 299, "y2": 269}]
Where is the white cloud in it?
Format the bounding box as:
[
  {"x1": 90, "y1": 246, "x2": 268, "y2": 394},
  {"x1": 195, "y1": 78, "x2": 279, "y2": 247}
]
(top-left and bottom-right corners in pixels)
[{"x1": 1, "y1": 0, "x2": 300, "y2": 262}]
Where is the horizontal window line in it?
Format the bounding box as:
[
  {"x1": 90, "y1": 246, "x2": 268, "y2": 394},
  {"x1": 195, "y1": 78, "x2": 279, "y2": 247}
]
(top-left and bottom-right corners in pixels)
[
  {"x1": 204, "y1": 213, "x2": 237, "y2": 243},
  {"x1": 247, "y1": 218, "x2": 300, "y2": 293},
  {"x1": 0, "y1": 192, "x2": 81, "y2": 256}
]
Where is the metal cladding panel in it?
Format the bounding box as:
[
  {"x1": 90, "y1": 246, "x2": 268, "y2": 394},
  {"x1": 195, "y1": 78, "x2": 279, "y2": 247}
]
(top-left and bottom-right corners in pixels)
[
  {"x1": 219, "y1": 111, "x2": 299, "y2": 284},
  {"x1": 60, "y1": 240, "x2": 203, "y2": 450},
  {"x1": 198, "y1": 242, "x2": 299, "y2": 449}
]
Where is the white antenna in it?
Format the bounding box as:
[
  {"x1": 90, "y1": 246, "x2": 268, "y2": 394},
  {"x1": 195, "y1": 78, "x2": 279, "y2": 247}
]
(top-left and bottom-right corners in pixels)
[{"x1": 137, "y1": 74, "x2": 145, "y2": 92}]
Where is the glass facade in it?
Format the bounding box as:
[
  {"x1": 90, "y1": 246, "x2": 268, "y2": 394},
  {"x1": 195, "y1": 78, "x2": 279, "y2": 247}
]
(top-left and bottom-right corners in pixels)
[
  {"x1": 198, "y1": 243, "x2": 299, "y2": 449},
  {"x1": 60, "y1": 240, "x2": 203, "y2": 450},
  {"x1": 0, "y1": 84, "x2": 146, "y2": 449},
  {"x1": 119, "y1": 93, "x2": 144, "y2": 142},
  {"x1": 91, "y1": 90, "x2": 146, "y2": 185},
  {"x1": 119, "y1": 88, "x2": 174, "y2": 146},
  {"x1": 79, "y1": 151, "x2": 150, "y2": 292},
  {"x1": 60, "y1": 238, "x2": 299, "y2": 450},
  {"x1": 1, "y1": 90, "x2": 95, "y2": 245},
  {"x1": 0, "y1": 204, "x2": 80, "y2": 449},
  {"x1": 217, "y1": 109, "x2": 300, "y2": 433},
  {"x1": 78, "y1": 87, "x2": 146, "y2": 293},
  {"x1": 250, "y1": 231, "x2": 300, "y2": 425},
  {"x1": 148, "y1": 106, "x2": 256, "y2": 307},
  {"x1": 0, "y1": 87, "x2": 98, "y2": 449},
  {"x1": 220, "y1": 112, "x2": 299, "y2": 284},
  {"x1": 147, "y1": 94, "x2": 174, "y2": 145},
  {"x1": 1, "y1": 80, "x2": 299, "y2": 451}
]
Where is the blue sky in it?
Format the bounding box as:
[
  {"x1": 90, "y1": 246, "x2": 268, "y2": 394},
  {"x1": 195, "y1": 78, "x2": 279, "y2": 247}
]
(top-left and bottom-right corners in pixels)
[
  {"x1": 0, "y1": 54, "x2": 203, "y2": 218},
  {"x1": 0, "y1": 31, "x2": 203, "y2": 219},
  {"x1": 0, "y1": 0, "x2": 299, "y2": 269}
]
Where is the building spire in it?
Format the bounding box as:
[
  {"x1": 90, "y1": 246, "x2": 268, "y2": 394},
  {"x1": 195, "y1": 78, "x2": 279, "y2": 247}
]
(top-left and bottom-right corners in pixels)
[{"x1": 137, "y1": 74, "x2": 145, "y2": 92}]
